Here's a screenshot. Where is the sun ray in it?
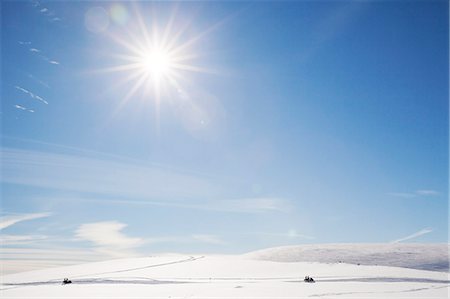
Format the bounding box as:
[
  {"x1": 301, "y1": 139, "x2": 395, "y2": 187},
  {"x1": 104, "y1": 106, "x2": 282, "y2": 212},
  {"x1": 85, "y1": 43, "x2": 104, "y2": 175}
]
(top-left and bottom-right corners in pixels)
[
  {"x1": 98, "y1": 2, "x2": 229, "y2": 128},
  {"x1": 161, "y1": 6, "x2": 178, "y2": 49},
  {"x1": 133, "y1": 2, "x2": 152, "y2": 49},
  {"x1": 89, "y1": 63, "x2": 143, "y2": 74},
  {"x1": 112, "y1": 71, "x2": 150, "y2": 116},
  {"x1": 105, "y1": 32, "x2": 144, "y2": 58},
  {"x1": 170, "y1": 63, "x2": 217, "y2": 75}
]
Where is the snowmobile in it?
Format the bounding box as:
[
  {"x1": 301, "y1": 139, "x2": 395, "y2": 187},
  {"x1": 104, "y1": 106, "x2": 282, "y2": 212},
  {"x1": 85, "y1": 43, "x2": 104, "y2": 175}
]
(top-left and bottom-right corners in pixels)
[
  {"x1": 304, "y1": 276, "x2": 315, "y2": 283},
  {"x1": 62, "y1": 278, "x2": 72, "y2": 285}
]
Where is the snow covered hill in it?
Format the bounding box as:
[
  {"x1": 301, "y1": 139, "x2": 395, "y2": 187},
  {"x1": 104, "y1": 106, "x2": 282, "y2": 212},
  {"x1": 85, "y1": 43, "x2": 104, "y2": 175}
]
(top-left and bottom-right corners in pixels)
[
  {"x1": 1, "y1": 248, "x2": 449, "y2": 298},
  {"x1": 246, "y1": 243, "x2": 450, "y2": 272}
]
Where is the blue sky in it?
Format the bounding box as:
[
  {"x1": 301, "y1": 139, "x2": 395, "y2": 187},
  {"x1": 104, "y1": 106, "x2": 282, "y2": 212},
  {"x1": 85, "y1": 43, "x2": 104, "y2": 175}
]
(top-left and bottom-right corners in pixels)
[{"x1": 1, "y1": 1, "x2": 448, "y2": 273}]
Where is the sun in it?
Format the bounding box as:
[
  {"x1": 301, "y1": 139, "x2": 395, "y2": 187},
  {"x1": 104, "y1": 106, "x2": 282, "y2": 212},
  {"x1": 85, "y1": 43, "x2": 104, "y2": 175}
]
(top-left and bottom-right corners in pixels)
[
  {"x1": 139, "y1": 47, "x2": 173, "y2": 79},
  {"x1": 95, "y1": 4, "x2": 217, "y2": 121}
]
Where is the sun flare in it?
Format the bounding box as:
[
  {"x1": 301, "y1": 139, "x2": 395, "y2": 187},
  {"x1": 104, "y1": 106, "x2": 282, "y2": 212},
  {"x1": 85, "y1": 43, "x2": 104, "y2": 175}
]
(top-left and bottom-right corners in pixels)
[
  {"x1": 96, "y1": 4, "x2": 216, "y2": 121},
  {"x1": 139, "y1": 48, "x2": 173, "y2": 79}
]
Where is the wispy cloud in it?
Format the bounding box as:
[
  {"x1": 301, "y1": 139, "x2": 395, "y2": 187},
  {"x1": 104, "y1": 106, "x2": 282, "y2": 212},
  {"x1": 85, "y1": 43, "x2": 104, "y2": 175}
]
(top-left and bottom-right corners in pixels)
[
  {"x1": 286, "y1": 229, "x2": 314, "y2": 239},
  {"x1": 2, "y1": 147, "x2": 219, "y2": 199},
  {"x1": 17, "y1": 41, "x2": 60, "y2": 65},
  {"x1": 391, "y1": 228, "x2": 433, "y2": 243},
  {"x1": 31, "y1": 0, "x2": 61, "y2": 22},
  {"x1": 0, "y1": 230, "x2": 225, "y2": 274},
  {"x1": 35, "y1": 195, "x2": 291, "y2": 214},
  {"x1": 0, "y1": 234, "x2": 48, "y2": 245},
  {"x1": 30, "y1": 47, "x2": 60, "y2": 65},
  {"x1": 75, "y1": 221, "x2": 144, "y2": 258},
  {"x1": 388, "y1": 190, "x2": 441, "y2": 199},
  {"x1": 247, "y1": 229, "x2": 314, "y2": 240},
  {"x1": 14, "y1": 104, "x2": 35, "y2": 113},
  {"x1": 0, "y1": 247, "x2": 105, "y2": 274},
  {"x1": 211, "y1": 197, "x2": 291, "y2": 213},
  {"x1": 416, "y1": 190, "x2": 440, "y2": 196},
  {"x1": 192, "y1": 234, "x2": 226, "y2": 245},
  {"x1": 2, "y1": 147, "x2": 291, "y2": 213},
  {"x1": 388, "y1": 192, "x2": 416, "y2": 198},
  {"x1": 26, "y1": 73, "x2": 50, "y2": 88},
  {"x1": 0, "y1": 213, "x2": 51, "y2": 247},
  {"x1": 0, "y1": 212, "x2": 51, "y2": 230},
  {"x1": 15, "y1": 85, "x2": 48, "y2": 104}
]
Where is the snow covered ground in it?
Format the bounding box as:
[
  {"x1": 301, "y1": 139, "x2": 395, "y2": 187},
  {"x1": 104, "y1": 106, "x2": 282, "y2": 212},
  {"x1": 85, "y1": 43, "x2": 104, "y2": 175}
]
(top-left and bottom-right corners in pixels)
[
  {"x1": 1, "y1": 244, "x2": 449, "y2": 298},
  {"x1": 246, "y1": 243, "x2": 450, "y2": 272}
]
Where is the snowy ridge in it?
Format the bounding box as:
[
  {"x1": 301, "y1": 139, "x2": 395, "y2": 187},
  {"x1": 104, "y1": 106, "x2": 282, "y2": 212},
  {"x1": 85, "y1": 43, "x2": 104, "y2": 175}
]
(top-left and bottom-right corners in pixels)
[{"x1": 245, "y1": 243, "x2": 450, "y2": 272}]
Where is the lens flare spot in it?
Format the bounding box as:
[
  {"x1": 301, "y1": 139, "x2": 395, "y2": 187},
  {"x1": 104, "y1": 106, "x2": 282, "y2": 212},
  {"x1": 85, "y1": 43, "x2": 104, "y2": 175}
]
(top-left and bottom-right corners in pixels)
[
  {"x1": 85, "y1": 7, "x2": 109, "y2": 33},
  {"x1": 110, "y1": 4, "x2": 129, "y2": 25}
]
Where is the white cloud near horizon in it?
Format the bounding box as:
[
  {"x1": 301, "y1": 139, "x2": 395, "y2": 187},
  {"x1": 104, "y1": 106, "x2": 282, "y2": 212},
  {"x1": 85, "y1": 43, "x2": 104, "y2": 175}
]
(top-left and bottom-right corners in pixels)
[
  {"x1": 0, "y1": 212, "x2": 51, "y2": 230},
  {"x1": 192, "y1": 234, "x2": 226, "y2": 245},
  {"x1": 247, "y1": 230, "x2": 314, "y2": 240},
  {"x1": 0, "y1": 247, "x2": 105, "y2": 275},
  {"x1": 75, "y1": 220, "x2": 228, "y2": 257},
  {"x1": 286, "y1": 229, "x2": 314, "y2": 239},
  {"x1": 75, "y1": 221, "x2": 145, "y2": 258},
  {"x1": 390, "y1": 228, "x2": 433, "y2": 243}
]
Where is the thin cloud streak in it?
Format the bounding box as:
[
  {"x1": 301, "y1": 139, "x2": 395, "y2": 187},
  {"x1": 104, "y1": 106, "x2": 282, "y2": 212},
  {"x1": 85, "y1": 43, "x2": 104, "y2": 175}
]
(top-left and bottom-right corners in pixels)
[
  {"x1": 2, "y1": 148, "x2": 292, "y2": 213},
  {"x1": 0, "y1": 234, "x2": 48, "y2": 245},
  {"x1": 391, "y1": 228, "x2": 433, "y2": 243},
  {"x1": 2, "y1": 146, "x2": 292, "y2": 214},
  {"x1": 34, "y1": 195, "x2": 291, "y2": 214},
  {"x1": 26, "y1": 73, "x2": 50, "y2": 88},
  {"x1": 31, "y1": 49, "x2": 61, "y2": 65},
  {"x1": 14, "y1": 85, "x2": 49, "y2": 104},
  {"x1": 31, "y1": 0, "x2": 62, "y2": 22},
  {"x1": 416, "y1": 190, "x2": 440, "y2": 196},
  {"x1": 17, "y1": 41, "x2": 60, "y2": 65},
  {"x1": 14, "y1": 104, "x2": 35, "y2": 113},
  {"x1": 0, "y1": 212, "x2": 51, "y2": 230},
  {"x1": 388, "y1": 192, "x2": 417, "y2": 198},
  {"x1": 145, "y1": 234, "x2": 226, "y2": 245},
  {"x1": 388, "y1": 190, "x2": 441, "y2": 199},
  {"x1": 245, "y1": 230, "x2": 314, "y2": 240},
  {"x1": 1, "y1": 147, "x2": 219, "y2": 200}
]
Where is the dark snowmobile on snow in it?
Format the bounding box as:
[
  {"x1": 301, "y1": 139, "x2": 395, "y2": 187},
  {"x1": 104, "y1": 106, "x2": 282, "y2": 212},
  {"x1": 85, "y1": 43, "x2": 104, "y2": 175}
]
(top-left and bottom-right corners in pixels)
[
  {"x1": 62, "y1": 278, "x2": 72, "y2": 285},
  {"x1": 304, "y1": 276, "x2": 315, "y2": 283}
]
